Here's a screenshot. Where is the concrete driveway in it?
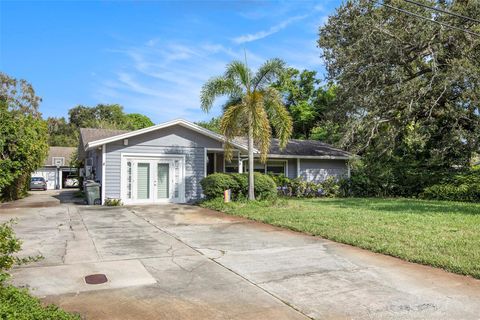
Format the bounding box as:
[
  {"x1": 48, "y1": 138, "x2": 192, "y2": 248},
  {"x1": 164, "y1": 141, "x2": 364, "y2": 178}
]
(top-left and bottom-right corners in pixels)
[{"x1": 2, "y1": 190, "x2": 480, "y2": 319}]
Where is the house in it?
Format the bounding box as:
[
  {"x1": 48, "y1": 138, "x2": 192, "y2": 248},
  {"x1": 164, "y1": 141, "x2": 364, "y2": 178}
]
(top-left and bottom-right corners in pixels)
[
  {"x1": 32, "y1": 146, "x2": 78, "y2": 190},
  {"x1": 78, "y1": 119, "x2": 352, "y2": 204}
]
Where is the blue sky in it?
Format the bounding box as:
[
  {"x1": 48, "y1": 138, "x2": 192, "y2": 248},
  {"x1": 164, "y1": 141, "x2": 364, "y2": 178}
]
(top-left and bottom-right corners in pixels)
[{"x1": 1, "y1": 0, "x2": 341, "y2": 123}]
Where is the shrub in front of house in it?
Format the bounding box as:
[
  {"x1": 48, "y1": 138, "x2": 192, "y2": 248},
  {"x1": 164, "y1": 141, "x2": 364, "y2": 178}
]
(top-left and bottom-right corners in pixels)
[
  {"x1": 200, "y1": 173, "x2": 239, "y2": 199},
  {"x1": 230, "y1": 173, "x2": 248, "y2": 198},
  {"x1": 201, "y1": 173, "x2": 277, "y2": 200},
  {"x1": 274, "y1": 175, "x2": 341, "y2": 198},
  {"x1": 229, "y1": 173, "x2": 277, "y2": 200},
  {"x1": 251, "y1": 173, "x2": 277, "y2": 200}
]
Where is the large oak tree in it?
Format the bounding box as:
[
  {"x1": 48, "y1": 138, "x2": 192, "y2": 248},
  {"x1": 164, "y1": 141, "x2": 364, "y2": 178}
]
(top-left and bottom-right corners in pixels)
[{"x1": 318, "y1": 0, "x2": 480, "y2": 195}]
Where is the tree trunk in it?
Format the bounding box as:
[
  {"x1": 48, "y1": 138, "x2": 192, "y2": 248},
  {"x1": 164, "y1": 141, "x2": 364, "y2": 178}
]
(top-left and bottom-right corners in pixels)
[{"x1": 248, "y1": 121, "x2": 255, "y2": 200}]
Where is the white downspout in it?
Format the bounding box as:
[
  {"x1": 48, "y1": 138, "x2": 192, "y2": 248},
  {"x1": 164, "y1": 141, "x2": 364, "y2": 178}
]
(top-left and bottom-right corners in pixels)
[
  {"x1": 101, "y1": 144, "x2": 106, "y2": 205},
  {"x1": 297, "y1": 158, "x2": 301, "y2": 178}
]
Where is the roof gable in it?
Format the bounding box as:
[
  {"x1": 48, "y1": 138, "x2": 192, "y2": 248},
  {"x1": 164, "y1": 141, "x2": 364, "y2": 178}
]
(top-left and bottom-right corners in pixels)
[
  {"x1": 82, "y1": 119, "x2": 249, "y2": 151},
  {"x1": 44, "y1": 147, "x2": 76, "y2": 166}
]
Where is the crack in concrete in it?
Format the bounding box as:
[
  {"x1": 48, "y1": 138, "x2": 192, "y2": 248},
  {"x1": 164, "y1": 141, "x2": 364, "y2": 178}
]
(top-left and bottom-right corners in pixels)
[{"x1": 257, "y1": 267, "x2": 367, "y2": 285}]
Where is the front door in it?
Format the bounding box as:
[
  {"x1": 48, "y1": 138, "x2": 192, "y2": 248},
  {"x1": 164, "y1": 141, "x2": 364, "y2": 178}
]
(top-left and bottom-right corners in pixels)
[{"x1": 122, "y1": 156, "x2": 184, "y2": 204}]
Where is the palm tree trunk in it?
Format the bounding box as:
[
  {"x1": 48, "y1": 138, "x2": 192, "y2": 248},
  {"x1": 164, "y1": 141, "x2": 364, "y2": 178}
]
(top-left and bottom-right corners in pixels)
[{"x1": 248, "y1": 121, "x2": 255, "y2": 200}]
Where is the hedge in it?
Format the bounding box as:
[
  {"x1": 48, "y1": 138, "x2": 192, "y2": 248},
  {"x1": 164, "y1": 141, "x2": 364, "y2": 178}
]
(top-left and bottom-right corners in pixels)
[
  {"x1": 0, "y1": 285, "x2": 80, "y2": 320},
  {"x1": 200, "y1": 173, "x2": 277, "y2": 200},
  {"x1": 421, "y1": 169, "x2": 480, "y2": 202}
]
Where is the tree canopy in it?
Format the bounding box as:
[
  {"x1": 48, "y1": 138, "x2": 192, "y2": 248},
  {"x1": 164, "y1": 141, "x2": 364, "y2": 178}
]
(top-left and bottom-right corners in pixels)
[
  {"x1": 318, "y1": 0, "x2": 480, "y2": 196},
  {"x1": 47, "y1": 104, "x2": 154, "y2": 147},
  {"x1": 196, "y1": 117, "x2": 221, "y2": 134},
  {"x1": 273, "y1": 68, "x2": 339, "y2": 142},
  {"x1": 0, "y1": 73, "x2": 49, "y2": 200}
]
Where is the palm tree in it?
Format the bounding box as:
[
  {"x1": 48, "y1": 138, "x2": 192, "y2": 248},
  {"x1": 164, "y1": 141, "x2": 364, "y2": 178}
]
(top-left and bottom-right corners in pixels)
[{"x1": 200, "y1": 58, "x2": 293, "y2": 200}]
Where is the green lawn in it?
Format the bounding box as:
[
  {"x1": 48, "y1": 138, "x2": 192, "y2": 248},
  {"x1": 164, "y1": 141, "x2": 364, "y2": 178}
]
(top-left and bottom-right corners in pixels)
[{"x1": 200, "y1": 197, "x2": 480, "y2": 279}]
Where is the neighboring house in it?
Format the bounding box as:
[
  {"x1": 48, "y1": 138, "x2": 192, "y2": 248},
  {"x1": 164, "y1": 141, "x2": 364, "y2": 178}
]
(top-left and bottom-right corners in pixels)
[
  {"x1": 78, "y1": 119, "x2": 352, "y2": 205},
  {"x1": 32, "y1": 147, "x2": 77, "y2": 190}
]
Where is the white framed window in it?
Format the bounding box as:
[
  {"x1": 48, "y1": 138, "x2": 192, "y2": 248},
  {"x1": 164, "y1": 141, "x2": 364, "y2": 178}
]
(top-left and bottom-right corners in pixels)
[
  {"x1": 266, "y1": 160, "x2": 287, "y2": 175},
  {"x1": 242, "y1": 160, "x2": 287, "y2": 176}
]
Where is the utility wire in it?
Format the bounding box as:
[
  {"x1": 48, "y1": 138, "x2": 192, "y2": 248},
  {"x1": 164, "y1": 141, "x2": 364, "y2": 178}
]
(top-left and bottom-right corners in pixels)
[
  {"x1": 372, "y1": 0, "x2": 480, "y2": 37},
  {"x1": 403, "y1": 0, "x2": 480, "y2": 24}
]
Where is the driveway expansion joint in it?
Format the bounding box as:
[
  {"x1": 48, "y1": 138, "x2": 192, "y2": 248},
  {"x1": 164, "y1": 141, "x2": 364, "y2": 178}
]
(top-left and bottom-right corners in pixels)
[{"x1": 127, "y1": 207, "x2": 313, "y2": 320}]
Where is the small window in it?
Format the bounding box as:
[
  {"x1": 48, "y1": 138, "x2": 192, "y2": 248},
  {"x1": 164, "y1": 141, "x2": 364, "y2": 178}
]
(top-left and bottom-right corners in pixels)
[
  {"x1": 266, "y1": 161, "x2": 286, "y2": 176},
  {"x1": 244, "y1": 161, "x2": 265, "y2": 173},
  {"x1": 225, "y1": 158, "x2": 239, "y2": 173}
]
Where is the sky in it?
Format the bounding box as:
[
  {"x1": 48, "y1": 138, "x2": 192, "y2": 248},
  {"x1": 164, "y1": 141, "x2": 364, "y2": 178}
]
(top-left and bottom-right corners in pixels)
[{"x1": 1, "y1": 0, "x2": 341, "y2": 123}]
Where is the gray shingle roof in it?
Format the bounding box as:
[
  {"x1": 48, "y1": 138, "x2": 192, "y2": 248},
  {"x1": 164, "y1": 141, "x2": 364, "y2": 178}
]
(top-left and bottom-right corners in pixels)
[
  {"x1": 79, "y1": 128, "x2": 130, "y2": 148},
  {"x1": 78, "y1": 128, "x2": 130, "y2": 160},
  {"x1": 233, "y1": 137, "x2": 351, "y2": 158},
  {"x1": 78, "y1": 126, "x2": 351, "y2": 159}
]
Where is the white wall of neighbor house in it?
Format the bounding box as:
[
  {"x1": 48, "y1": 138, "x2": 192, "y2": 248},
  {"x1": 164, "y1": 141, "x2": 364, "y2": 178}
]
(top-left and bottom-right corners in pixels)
[{"x1": 299, "y1": 159, "x2": 348, "y2": 182}]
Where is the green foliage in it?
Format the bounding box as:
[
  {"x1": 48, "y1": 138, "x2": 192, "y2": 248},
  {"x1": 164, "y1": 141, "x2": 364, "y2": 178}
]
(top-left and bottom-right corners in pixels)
[
  {"x1": 48, "y1": 104, "x2": 155, "y2": 147},
  {"x1": 104, "y1": 198, "x2": 123, "y2": 206},
  {"x1": 0, "y1": 220, "x2": 41, "y2": 283},
  {"x1": 200, "y1": 173, "x2": 239, "y2": 199},
  {"x1": 46, "y1": 117, "x2": 78, "y2": 147},
  {"x1": 0, "y1": 213, "x2": 77, "y2": 319},
  {"x1": 230, "y1": 173, "x2": 248, "y2": 198},
  {"x1": 200, "y1": 173, "x2": 277, "y2": 200},
  {"x1": 0, "y1": 221, "x2": 21, "y2": 283},
  {"x1": 250, "y1": 173, "x2": 277, "y2": 200},
  {"x1": 318, "y1": 0, "x2": 480, "y2": 197},
  {"x1": 0, "y1": 285, "x2": 80, "y2": 319},
  {"x1": 200, "y1": 58, "x2": 293, "y2": 200},
  {"x1": 230, "y1": 173, "x2": 277, "y2": 200},
  {"x1": 275, "y1": 176, "x2": 341, "y2": 198},
  {"x1": 124, "y1": 113, "x2": 154, "y2": 130},
  {"x1": 0, "y1": 73, "x2": 49, "y2": 201},
  {"x1": 421, "y1": 169, "x2": 480, "y2": 201},
  {"x1": 273, "y1": 68, "x2": 339, "y2": 142},
  {"x1": 196, "y1": 117, "x2": 221, "y2": 133}
]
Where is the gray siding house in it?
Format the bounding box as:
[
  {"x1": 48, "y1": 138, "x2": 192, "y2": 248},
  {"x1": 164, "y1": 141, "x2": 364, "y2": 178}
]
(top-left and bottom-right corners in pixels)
[{"x1": 78, "y1": 119, "x2": 352, "y2": 204}]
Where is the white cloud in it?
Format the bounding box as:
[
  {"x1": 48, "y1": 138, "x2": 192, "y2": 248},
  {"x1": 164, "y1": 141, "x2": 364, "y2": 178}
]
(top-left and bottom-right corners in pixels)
[
  {"x1": 95, "y1": 40, "x2": 266, "y2": 122},
  {"x1": 232, "y1": 14, "x2": 308, "y2": 44}
]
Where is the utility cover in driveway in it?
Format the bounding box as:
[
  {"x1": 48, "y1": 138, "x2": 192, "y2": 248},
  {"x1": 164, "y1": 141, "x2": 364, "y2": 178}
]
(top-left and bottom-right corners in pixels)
[
  {"x1": 11, "y1": 260, "x2": 156, "y2": 296},
  {"x1": 85, "y1": 274, "x2": 108, "y2": 285}
]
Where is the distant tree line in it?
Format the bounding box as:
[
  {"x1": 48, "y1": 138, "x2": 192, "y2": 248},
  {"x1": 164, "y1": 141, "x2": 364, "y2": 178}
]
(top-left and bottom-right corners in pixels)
[{"x1": 47, "y1": 104, "x2": 154, "y2": 147}]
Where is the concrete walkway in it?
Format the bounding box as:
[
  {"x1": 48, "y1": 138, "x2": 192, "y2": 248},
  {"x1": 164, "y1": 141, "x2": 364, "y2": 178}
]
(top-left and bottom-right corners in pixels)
[{"x1": 2, "y1": 191, "x2": 480, "y2": 319}]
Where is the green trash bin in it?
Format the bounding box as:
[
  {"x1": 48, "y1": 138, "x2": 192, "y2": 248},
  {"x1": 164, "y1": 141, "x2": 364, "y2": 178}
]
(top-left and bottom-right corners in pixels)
[{"x1": 85, "y1": 181, "x2": 101, "y2": 205}]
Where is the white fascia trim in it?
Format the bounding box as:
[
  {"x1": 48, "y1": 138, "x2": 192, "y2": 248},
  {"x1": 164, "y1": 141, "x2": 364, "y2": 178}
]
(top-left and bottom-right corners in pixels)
[{"x1": 85, "y1": 118, "x2": 250, "y2": 152}]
